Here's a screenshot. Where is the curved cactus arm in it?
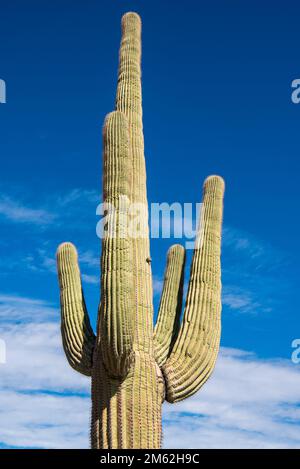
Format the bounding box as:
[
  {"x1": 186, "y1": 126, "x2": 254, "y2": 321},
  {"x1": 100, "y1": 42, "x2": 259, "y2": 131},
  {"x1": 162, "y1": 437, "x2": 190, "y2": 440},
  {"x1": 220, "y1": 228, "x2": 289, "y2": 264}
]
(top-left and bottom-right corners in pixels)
[
  {"x1": 99, "y1": 111, "x2": 134, "y2": 377},
  {"x1": 153, "y1": 245, "x2": 185, "y2": 367},
  {"x1": 162, "y1": 176, "x2": 225, "y2": 403},
  {"x1": 115, "y1": 12, "x2": 154, "y2": 353},
  {"x1": 56, "y1": 242, "x2": 96, "y2": 376}
]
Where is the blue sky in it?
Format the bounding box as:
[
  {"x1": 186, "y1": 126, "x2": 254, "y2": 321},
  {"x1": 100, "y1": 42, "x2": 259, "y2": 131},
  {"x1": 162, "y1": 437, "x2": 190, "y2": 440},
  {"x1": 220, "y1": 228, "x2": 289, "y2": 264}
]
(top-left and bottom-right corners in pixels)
[{"x1": 0, "y1": 0, "x2": 300, "y2": 448}]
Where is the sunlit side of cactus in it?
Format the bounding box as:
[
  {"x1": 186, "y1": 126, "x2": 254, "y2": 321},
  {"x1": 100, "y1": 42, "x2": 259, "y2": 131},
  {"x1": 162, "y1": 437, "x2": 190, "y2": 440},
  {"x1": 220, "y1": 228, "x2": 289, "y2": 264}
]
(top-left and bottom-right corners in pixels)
[{"x1": 56, "y1": 12, "x2": 225, "y2": 449}]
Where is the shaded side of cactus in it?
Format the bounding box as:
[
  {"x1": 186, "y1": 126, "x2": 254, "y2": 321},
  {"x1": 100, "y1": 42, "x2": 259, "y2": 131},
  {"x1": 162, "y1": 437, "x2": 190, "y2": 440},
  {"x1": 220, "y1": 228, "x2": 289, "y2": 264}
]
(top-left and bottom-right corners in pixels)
[{"x1": 56, "y1": 12, "x2": 225, "y2": 449}]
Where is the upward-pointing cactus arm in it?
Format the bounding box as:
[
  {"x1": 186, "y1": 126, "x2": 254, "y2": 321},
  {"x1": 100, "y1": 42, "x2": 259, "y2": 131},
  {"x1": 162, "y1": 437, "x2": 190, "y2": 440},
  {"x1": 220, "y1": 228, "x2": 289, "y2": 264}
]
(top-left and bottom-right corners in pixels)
[
  {"x1": 56, "y1": 243, "x2": 96, "y2": 376},
  {"x1": 99, "y1": 111, "x2": 134, "y2": 378},
  {"x1": 162, "y1": 176, "x2": 225, "y2": 402},
  {"x1": 153, "y1": 245, "x2": 185, "y2": 367}
]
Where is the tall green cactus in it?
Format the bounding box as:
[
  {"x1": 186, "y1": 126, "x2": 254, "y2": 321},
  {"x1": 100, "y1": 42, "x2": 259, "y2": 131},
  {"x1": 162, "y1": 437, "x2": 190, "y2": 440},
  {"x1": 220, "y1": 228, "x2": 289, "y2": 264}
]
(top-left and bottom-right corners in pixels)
[{"x1": 56, "y1": 12, "x2": 225, "y2": 449}]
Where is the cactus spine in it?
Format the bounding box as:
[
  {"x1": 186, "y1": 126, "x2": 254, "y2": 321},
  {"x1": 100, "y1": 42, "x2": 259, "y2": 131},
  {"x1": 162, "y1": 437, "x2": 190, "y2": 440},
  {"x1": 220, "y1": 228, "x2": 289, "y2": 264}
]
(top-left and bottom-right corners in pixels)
[{"x1": 56, "y1": 12, "x2": 225, "y2": 449}]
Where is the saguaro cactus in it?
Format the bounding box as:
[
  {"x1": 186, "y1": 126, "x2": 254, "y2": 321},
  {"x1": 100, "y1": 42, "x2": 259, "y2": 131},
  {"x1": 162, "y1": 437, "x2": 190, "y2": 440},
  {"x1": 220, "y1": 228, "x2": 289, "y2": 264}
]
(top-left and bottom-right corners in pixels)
[{"x1": 56, "y1": 12, "x2": 225, "y2": 449}]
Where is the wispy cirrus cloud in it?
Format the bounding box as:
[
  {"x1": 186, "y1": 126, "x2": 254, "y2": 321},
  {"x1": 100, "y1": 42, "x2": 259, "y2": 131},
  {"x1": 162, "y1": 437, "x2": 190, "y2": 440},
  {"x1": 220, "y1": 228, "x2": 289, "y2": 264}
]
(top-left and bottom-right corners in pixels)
[
  {"x1": 223, "y1": 226, "x2": 265, "y2": 259},
  {"x1": 0, "y1": 196, "x2": 55, "y2": 225},
  {"x1": 0, "y1": 187, "x2": 99, "y2": 228},
  {"x1": 222, "y1": 285, "x2": 271, "y2": 315},
  {"x1": 81, "y1": 273, "x2": 98, "y2": 285},
  {"x1": 152, "y1": 276, "x2": 164, "y2": 297},
  {"x1": 0, "y1": 294, "x2": 57, "y2": 323},
  {"x1": 222, "y1": 287, "x2": 257, "y2": 312},
  {"x1": 78, "y1": 250, "x2": 99, "y2": 268},
  {"x1": 221, "y1": 225, "x2": 289, "y2": 316},
  {"x1": 222, "y1": 225, "x2": 286, "y2": 271},
  {"x1": 56, "y1": 188, "x2": 99, "y2": 207}
]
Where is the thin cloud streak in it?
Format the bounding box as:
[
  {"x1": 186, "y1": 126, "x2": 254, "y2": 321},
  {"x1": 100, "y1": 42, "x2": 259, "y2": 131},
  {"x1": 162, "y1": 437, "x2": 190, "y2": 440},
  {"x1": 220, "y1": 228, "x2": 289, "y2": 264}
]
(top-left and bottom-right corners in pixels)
[
  {"x1": 0, "y1": 187, "x2": 99, "y2": 228},
  {"x1": 0, "y1": 294, "x2": 57, "y2": 323},
  {"x1": 221, "y1": 225, "x2": 290, "y2": 316},
  {"x1": 0, "y1": 196, "x2": 55, "y2": 225}
]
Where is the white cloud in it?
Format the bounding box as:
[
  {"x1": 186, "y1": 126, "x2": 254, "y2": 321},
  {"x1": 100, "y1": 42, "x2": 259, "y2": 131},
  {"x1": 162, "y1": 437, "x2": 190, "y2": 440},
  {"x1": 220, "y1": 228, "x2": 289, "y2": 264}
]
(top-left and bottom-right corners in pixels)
[
  {"x1": 0, "y1": 321, "x2": 89, "y2": 393},
  {"x1": 0, "y1": 196, "x2": 55, "y2": 225},
  {"x1": 163, "y1": 348, "x2": 300, "y2": 448},
  {"x1": 152, "y1": 276, "x2": 164, "y2": 297},
  {"x1": 79, "y1": 250, "x2": 99, "y2": 268},
  {"x1": 0, "y1": 391, "x2": 89, "y2": 449},
  {"x1": 39, "y1": 252, "x2": 57, "y2": 273},
  {"x1": 0, "y1": 297, "x2": 90, "y2": 448},
  {"x1": 56, "y1": 188, "x2": 99, "y2": 207},
  {"x1": 0, "y1": 187, "x2": 99, "y2": 229},
  {"x1": 222, "y1": 225, "x2": 285, "y2": 270},
  {"x1": 0, "y1": 291, "x2": 299, "y2": 449},
  {"x1": 0, "y1": 295, "x2": 57, "y2": 323},
  {"x1": 222, "y1": 226, "x2": 265, "y2": 259},
  {"x1": 81, "y1": 273, "x2": 99, "y2": 285},
  {"x1": 221, "y1": 225, "x2": 289, "y2": 316},
  {"x1": 223, "y1": 288, "x2": 253, "y2": 310},
  {"x1": 222, "y1": 285, "x2": 267, "y2": 315}
]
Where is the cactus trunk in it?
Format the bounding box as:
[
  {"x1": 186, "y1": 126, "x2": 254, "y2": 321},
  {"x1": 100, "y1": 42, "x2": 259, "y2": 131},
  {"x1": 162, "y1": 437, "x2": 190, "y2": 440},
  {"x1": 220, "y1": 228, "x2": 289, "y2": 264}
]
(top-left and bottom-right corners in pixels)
[
  {"x1": 91, "y1": 350, "x2": 163, "y2": 448},
  {"x1": 56, "y1": 11, "x2": 225, "y2": 449}
]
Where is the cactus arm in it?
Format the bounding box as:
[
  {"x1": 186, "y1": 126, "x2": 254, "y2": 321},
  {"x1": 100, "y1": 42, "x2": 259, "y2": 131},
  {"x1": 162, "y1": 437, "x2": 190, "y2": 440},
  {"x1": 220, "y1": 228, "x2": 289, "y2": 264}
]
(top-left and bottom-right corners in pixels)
[
  {"x1": 99, "y1": 111, "x2": 134, "y2": 377},
  {"x1": 56, "y1": 242, "x2": 96, "y2": 376},
  {"x1": 162, "y1": 176, "x2": 225, "y2": 402},
  {"x1": 115, "y1": 12, "x2": 153, "y2": 353},
  {"x1": 153, "y1": 244, "x2": 185, "y2": 367}
]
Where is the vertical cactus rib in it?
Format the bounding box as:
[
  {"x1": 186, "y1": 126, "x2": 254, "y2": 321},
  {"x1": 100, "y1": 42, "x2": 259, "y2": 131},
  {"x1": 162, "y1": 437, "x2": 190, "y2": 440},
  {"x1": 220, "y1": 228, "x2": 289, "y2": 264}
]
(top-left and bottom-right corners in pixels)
[
  {"x1": 56, "y1": 242, "x2": 96, "y2": 376},
  {"x1": 153, "y1": 244, "x2": 185, "y2": 366},
  {"x1": 99, "y1": 111, "x2": 134, "y2": 377},
  {"x1": 162, "y1": 176, "x2": 225, "y2": 402},
  {"x1": 115, "y1": 12, "x2": 153, "y2": 353}
]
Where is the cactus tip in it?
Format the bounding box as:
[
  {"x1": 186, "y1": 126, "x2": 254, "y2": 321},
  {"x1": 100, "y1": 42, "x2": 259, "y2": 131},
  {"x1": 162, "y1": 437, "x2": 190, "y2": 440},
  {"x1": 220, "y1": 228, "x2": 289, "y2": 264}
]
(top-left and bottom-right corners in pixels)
[
  {"x1": 121, "y1": 11, "x2": 142, "y2": 31},
  {"x1": 56, "y1": 241, "x2": 77, "y2": 258},
  {"x1": 203, "y1": 175, "x2": 225, "y2": 192}
]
